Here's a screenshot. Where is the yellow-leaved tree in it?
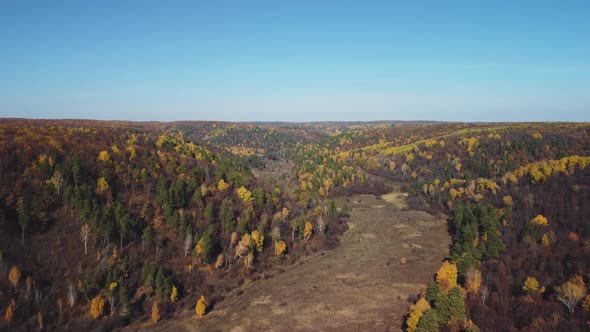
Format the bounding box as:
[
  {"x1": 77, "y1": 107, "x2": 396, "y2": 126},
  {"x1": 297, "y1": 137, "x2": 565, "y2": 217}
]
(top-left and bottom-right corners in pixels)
[
  {"x1": 541, "y1": 233, "x2": 551, "y2": 247},
  {"x1": 170, "y1": 285, "x2": 178, "y2": 303},
  {"x1": 531, "y1": 215, "x2": 548, "y2": 227},
  {"x1": 276, "y1": 240, "x2": 287, "y2": 257},
  {"x1": 236, "y1": 186, "x2": 254, "y2": 204},
  {"x1": 435, "y1": 261, "x2": 458, "y2": 293},
  {"x1": 555, "y1": 275, "x2": 586, "y2": 314},
  {"x1": 251, "y1": 230, "x2": 264, "y2": 253},
  {"x1": 304, "y1": 221, "x2": 313, "y2": 241},
  {"x1": 90, "y1": 295, "x2": 105, "y2": 319},
  {"x1": 98, "y1": 150, "x2": 110, "y2": 162},
  {"x1": 96, "y1": 177, "x2": 110, "y2": 195},
  {"x1": 406, "y1": 297, "x2": 431, "y2": 332},
  {"x1": 195, "y1": 295, "x2": 207, "y2": 318},
  {"x1": 522, "y1": 276, "x2": 545, "y2": 295},
  {"x1": 217, "y1": 179, "x2": 229, "y2": 191}
]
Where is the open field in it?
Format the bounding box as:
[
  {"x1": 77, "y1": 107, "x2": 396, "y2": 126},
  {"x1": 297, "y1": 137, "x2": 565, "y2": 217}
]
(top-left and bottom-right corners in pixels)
[
  {"x1": 142, "y1": 191, "x2": 450, "y2": 332},
  {"x1": 251, "y1": 158, "x2": 296, "y2": 194}
]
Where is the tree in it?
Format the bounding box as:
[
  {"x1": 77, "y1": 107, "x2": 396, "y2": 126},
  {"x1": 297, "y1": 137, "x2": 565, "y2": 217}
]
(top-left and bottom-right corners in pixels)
[
  {"x1": 465, "y1": 269, "x2": 482, "y2": 295},
  {"x1": 407, "y1": 297, "x2": 431, "y2": 332},
  {"x1": 142, "y1": 225, "x2": 154, "y2": 253},
  {"x1": 8, "y1": 266, "x2": 21, "y2": 292},
  {"x1": 37, "y1": 310, "x2": 44, "y2": 329},
  {"x1": 4, "y1": 302, "x2": 14, "y2": 323},
  {"x1": 555, "y1": 276, "x2": 586, "y2": 314},
  {"x1": 80, "y1": 224, "x2": 91, "y2": 255},
  {"x1": 17, "y1": 199, "x2": 30, "y2": 247},
  {"x1": 184, "y1": 232, "x2": 193, "y2": 258},
  {"x1": 196, "y1": 225, "x2": 215, "y2": 264},
  {"x1": 253, "y1": 187, "x2": 265, "y2": 206},
  {"x1": 118, "y1": 213, "x2": 130, "y2": 253},
  {"x1": 276, "y1": 240, "x2": 287, "y2": 257},
  {"x1": 522, "y1": 276, "x2": 545, "y2": 295},
  {"x1": 426, "y1": 281, "x2": 444, "y2": 305},
  {"x1": 204, "y1": 202, "x2": 215, "y2": 223},
  {"x1": 436, "y1": 287, "x2": 466, "y2": 325},
  {"x1": 215, "y1": 254, "x2": 225, "y2": 268},
  {"x1": 67, "y1": 281, "x2": 77, "y2": 307},
  {"x1": 98, "y1": 150, "x2": 110, "y2": 162},
  {"x1": 151, "y1": 302, "x2": 160, "y2": 322},
  {"x1": 541, "y1": 233, "x2": 551, "y2": 247},
  {"x1": 290, "y1": 218, "x2": 298, "y2": 242},
  {"x1": 251, "y1": 230, "x2": 264, "y2": 253},
  {"x1": 436, "y1": 261, "x2": 457, "y2": 293},
  {"x1": 51, "y1": 170, "x2": 64, "y2": 197},
  {"x1": 118, "y1": 278, "x2": 130, "y2": 317},
  {"x1": 170, "y1": 285, "x2": 178, "y2": 303},
  {"x1": 416, "y1": 309, "x2": 439, "y2": 332},
  {"x1": 530, "y1": 214, "x2": 548, "y2": 227},
  {"x1": 326, "y1": 198, "x2": 337, "y2": 221},
  {"x1": 90, "y1": 295, "x2": 105, "y2": 319},
  {"x1": 96, "y1": 177, "x2": 110, "y2": 195},
  {"x1": 107, "y1": 282, "x2": 117, "y2": 316},
  {"x1": 304, "y1": 221, "x2": 313, "y2": 241},
  {"x1": 581, "y1": 295, "x2": 590, "y2": 313},
  {"x1": 217, "y1": 179, "x2": 229, "y2": 191},
  {"x1": 236, "y1": 186, "x2": 254, "y2": 204},
  {"x1": 196, "y1": 295, "x2": 207, "y2": 317},
  {"x1": 447, "y1": 287, "x2": 466, "y2": 321}
]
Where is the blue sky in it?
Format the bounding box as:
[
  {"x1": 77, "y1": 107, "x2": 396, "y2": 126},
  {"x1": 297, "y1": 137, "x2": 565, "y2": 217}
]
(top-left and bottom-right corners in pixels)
[{"x1": 1, "y1": 1, "x2": 589, "y2": 122}]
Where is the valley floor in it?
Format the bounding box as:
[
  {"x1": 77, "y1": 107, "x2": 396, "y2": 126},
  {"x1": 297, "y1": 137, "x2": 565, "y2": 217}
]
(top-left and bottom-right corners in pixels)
[{"x1": 138, "y1": 190, "x2": 450, "y2": 332}]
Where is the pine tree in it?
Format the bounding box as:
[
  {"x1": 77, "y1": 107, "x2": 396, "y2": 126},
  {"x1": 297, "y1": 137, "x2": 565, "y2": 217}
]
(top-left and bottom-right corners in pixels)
[
  {"x1": 416, "y1": 309, "x2": 439, "y2": 332},
  {"x1": 426, "y1": 281, "x2": 444, "y2": 306}
]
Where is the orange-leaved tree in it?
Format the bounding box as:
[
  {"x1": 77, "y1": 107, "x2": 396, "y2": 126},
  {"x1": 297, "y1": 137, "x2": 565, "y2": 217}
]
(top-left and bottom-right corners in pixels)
[{"x1": 8, "y1": 266, "x2": 21, "y2": 292}]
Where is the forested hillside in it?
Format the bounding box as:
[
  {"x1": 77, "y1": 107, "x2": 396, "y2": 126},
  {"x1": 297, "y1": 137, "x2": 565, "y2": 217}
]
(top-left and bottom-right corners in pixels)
[
  {"x1": 1, "y1": 120, "x2": 589, "y2": 331},
  {"x1": 0, "y1": 120, "x2": 343, "y2": 331}
]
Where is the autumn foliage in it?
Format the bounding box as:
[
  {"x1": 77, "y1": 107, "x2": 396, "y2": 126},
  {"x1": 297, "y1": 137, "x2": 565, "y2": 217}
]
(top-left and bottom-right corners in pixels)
[
  {"x1": 90, "y1": 295, "x2": 105, "y2": 319},
  {"x1": 436, "y1": 261, "x2": 458, "y2": 293},
  {"x1": 195, "y1": 295, "x2": 207, "y2": 318}
]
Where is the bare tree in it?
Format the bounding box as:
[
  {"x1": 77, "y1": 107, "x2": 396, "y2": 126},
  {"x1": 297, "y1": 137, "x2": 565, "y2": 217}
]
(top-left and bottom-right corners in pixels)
[
  {"x1": 51, "y1": 170, "x2": 63, "y2": 197},
  {"x1": 80, "y1": 224, "x2": 90, "y2": 255},
  {"x1": 67, "y1": 281, "x2": 77, "y2": 307},
  {"x1": 226, "y1": 232, "x2": 238, "y2": 267},
  {"x1": 318, "y1": 216, "x2": 325, "y2": 236},
  {"x1": 234, "y1": 240, "x2": 248, "y2": 261},
  {"x1": 107, "y1": 291, "x2": 116, "y2": 317},
  {"x1": 555, "y1": 279, "x2": 585, "y2": 314},
  {"x1": 184, "y1": 232, "x2": 193, "y2": 258},
  {"x1": 479, "y1": 285, "x2": 489, "y2": 305},
  {"x1": 58, "y1": 298, "x2": 63, "y2": 325},
  {"x1": 245, "y1": 252, "x2": 254, "y2": 269}
]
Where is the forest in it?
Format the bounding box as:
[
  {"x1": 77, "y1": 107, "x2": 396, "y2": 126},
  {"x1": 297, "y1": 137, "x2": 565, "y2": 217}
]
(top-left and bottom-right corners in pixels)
[{"x1": 0, "y1": 119, "x2": 589, "y2": 331}]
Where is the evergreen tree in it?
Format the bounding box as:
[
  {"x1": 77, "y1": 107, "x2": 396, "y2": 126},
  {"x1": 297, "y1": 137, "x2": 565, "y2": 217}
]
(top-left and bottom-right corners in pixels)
[
  {"x1": 204, "y1": 202, "x2": 215, "y2": 224},
  {"x1": 426, "y1": 281, "x2": 444, "y2": 306},
  {"x1": 416, "y1": 309, "x2": 439, "y2": 332}
]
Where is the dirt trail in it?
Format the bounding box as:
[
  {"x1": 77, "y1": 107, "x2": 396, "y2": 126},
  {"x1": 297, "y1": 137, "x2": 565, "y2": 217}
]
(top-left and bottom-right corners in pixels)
[{"x1": 145, "y1": 190, "x2": 451, "y2": 332}]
